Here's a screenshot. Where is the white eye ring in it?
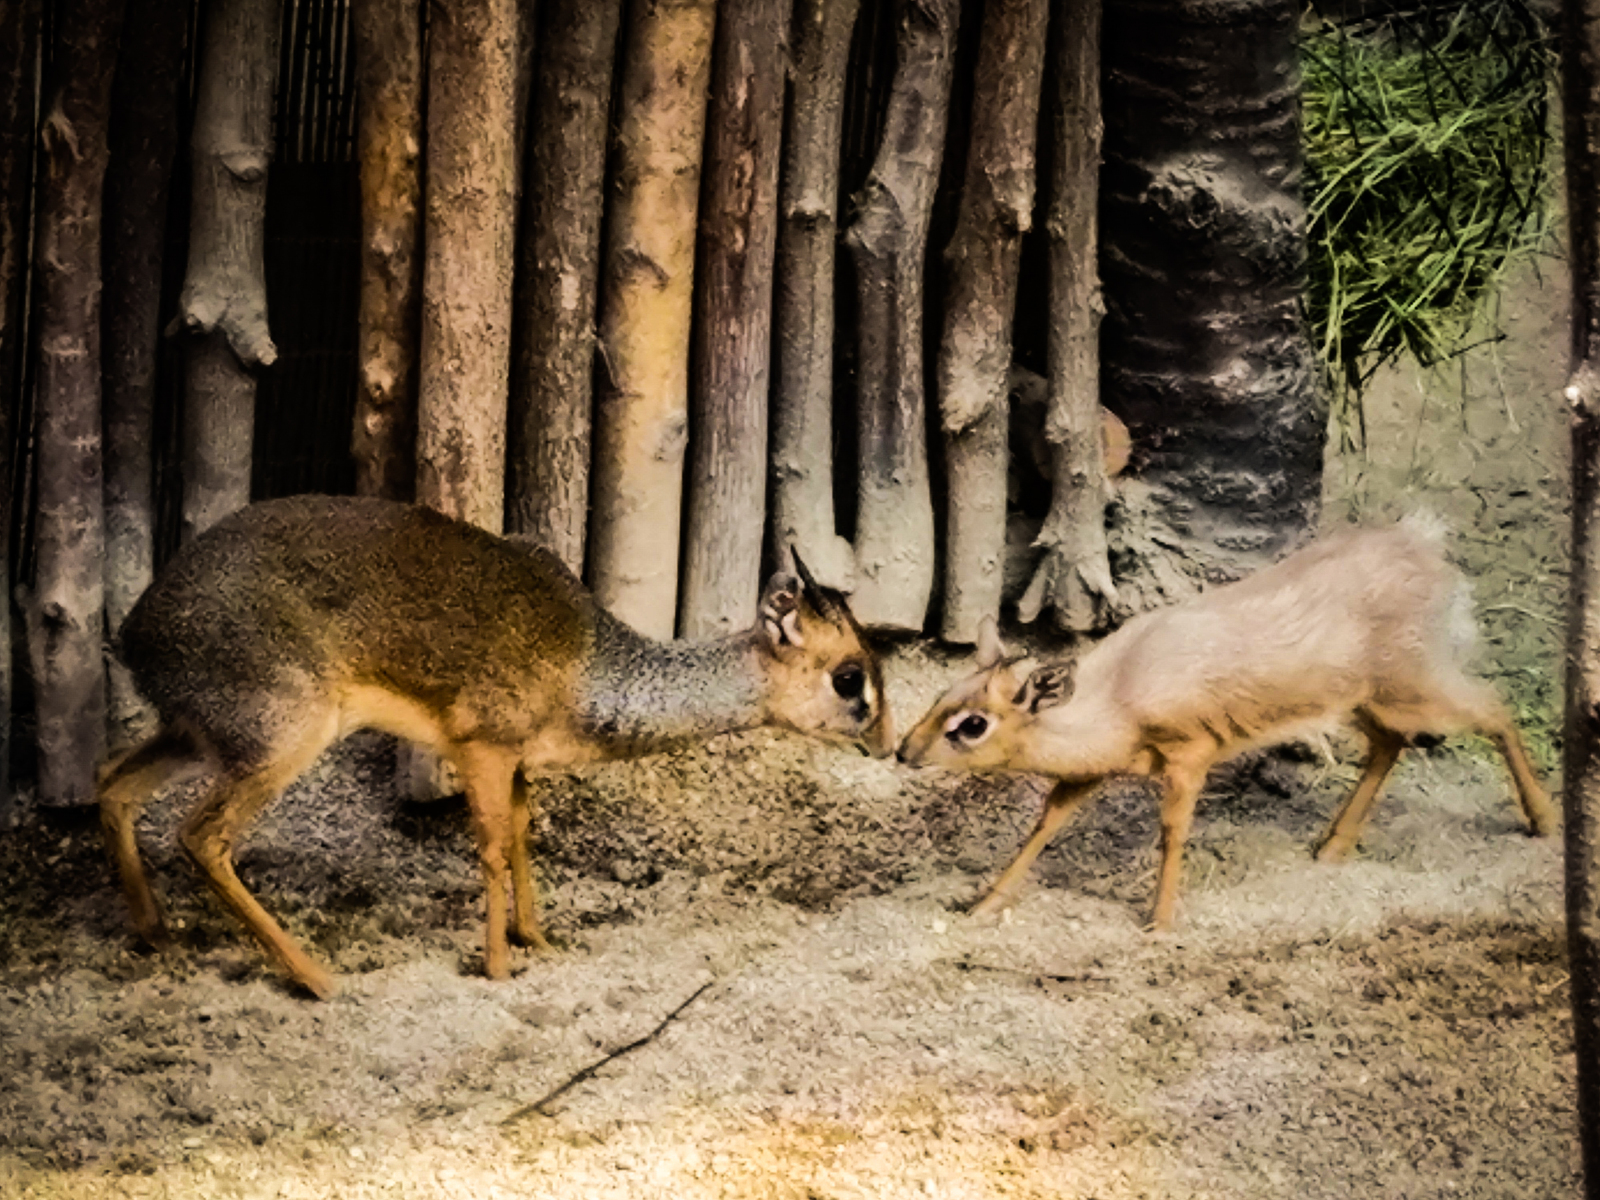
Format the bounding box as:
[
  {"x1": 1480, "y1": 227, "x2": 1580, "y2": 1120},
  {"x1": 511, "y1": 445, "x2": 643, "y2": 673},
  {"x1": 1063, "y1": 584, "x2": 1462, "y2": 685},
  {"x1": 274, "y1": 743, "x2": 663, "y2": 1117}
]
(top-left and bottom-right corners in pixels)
[{"x1": 943, "y1": 710, "x2": 994, "y2": 745}]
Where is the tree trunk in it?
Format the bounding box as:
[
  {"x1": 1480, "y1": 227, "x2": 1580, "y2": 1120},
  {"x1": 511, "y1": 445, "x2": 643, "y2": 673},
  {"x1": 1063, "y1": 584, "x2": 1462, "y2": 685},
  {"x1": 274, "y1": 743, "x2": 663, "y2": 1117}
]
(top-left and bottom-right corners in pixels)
[
  {"x1": 1561, "y1": 0, "x2": 1600, "y2": 1188},
  {"x1": 769, "y1": 0, "x2": 859, "y2": 592},
  {"x1": 935, "y1": 0, "x2": 1048, "y2": 645},
  {"x1": 25, "y1": 0, "x2": 124, "y2": 808},
  {"x1": 103, "y1": 0, "x2": 187, "y2": 750},
  {"x1": 842, "y1": 0, "x2": 958, "y2": 634},
  {"x1": 416, "y1": 0, "x2": 527, "y2": 535},
  {"x1": 173, "y1": 0, "x2": 281, "y2": 542},
  {"x1": 1099, "y1": 0, "x2": 1325, "y2": 587},
  {"x1": 590, "y1": 0, "x2": 718, "y2": 638},
  {"x1": 1016, "y1": 0, "x2": 1114, "y2": 635},
  {"x1": 351, "y1": 0, "x2": 424, "y2": 503},
  {"x1": 0, "y1": 0, "x2": 38, "y2": 825},
  {"x1": 507, "y1": 0, "x2": 624, "y2": 572},
  {"x1": 679, "y1": 0, "x2": 791, "y2": 638}
]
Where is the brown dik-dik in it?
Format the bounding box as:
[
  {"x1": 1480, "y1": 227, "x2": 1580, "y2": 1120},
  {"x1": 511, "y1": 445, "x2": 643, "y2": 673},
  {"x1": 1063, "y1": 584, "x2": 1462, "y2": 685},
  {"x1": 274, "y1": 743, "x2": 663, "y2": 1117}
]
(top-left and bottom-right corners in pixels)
[
  {"x1": 898, "y1": 519, "x2": 1556, "y2": 929},
  {"x1": 100, "y1": 495, "x2": 892, "y2": 998}
]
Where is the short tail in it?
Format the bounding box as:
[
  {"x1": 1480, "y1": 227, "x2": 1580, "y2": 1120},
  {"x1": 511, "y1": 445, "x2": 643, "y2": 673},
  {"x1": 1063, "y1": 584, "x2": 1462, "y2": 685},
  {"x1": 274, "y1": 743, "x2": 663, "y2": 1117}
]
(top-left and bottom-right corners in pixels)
[{"x1": 1398, "y1": 508, "x2": 1450, "y2": 549}]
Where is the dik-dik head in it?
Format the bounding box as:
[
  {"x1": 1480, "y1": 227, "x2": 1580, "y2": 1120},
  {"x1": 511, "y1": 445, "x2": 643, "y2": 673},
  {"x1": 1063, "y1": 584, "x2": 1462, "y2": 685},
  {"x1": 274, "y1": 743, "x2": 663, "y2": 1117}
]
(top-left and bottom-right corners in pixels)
[
  {"x1": 897, "y1": 617, "x2": 1073, "y2": 771},
  {"x1": 757, "y1": 552, "x2": 894, "y2": 758}
]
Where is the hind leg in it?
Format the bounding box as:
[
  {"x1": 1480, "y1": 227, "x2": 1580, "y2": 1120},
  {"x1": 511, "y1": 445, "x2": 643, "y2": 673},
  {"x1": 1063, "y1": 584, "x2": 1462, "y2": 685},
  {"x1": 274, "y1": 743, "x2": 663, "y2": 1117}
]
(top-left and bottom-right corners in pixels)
[
  {"x1": 1371, "y1": 676, "x2": 1557, "y2": 839},
  {"x1": 1314, "y1": 716, "x2": 1406, "y2": 863},
  {"x1": 508, "y1": 771, "x2": 553, "y2": 952},
  {"x1": 98, "y1": 730, "x2": 208, "y2": 948},
  {"x1": 180, "y1": 713, "x2": 342, "y2": 999}
]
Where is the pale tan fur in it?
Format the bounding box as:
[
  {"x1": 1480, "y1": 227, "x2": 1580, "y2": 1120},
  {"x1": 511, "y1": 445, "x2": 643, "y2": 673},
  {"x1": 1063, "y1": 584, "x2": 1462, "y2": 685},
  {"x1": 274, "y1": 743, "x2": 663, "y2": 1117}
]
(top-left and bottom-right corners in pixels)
[
  {"x1": 99, "y1": 496, "x2": 892, "y2": 999},
  {"x1": 898, "y1": 521, "x2": 1557, "y2": 929}
]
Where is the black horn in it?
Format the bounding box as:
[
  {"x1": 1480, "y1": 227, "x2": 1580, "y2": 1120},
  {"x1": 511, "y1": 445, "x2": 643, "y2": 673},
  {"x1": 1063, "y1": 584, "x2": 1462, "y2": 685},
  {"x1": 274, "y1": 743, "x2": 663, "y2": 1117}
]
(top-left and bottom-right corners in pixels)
[{"x1": 789, "y1": 544, "x2": 837, "y2": 616}]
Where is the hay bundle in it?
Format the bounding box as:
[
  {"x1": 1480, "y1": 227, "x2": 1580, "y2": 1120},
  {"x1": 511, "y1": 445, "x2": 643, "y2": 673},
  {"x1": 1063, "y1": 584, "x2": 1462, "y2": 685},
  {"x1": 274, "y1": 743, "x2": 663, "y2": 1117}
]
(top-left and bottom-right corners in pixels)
[{"x1": 1302, "y1": 0, "x2": 1555, "y2": 440}]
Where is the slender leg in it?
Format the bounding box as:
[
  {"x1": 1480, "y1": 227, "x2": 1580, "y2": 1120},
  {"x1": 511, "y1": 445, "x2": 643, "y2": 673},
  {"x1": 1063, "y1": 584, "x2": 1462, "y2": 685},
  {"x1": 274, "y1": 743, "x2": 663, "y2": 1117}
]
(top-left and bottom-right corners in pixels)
[
  {"x1": 1149, "y1": 759, "x2": 1208, "y2": 931},
  {"x1": 971, "y1": 779, "x2": 1101, "y2": 917},
  {"x1": 453, "y1": 741, "x2": 522, "y2": 981},
  {"x1": 1483, "y1": 721, "x2": 1557, "y2": 837},
  {"x1": 98, "y1": 729, "x2": 205, "y2": 948},
  {"x1": 180, "y1": 738, "x2": 339, "y2": 999},
  {"x1": 1314, "y1": 723, "x2": 1406, "y2": 863},
  {"x1": 508, "y1": 771, "x2": 553, "y2": 951}
]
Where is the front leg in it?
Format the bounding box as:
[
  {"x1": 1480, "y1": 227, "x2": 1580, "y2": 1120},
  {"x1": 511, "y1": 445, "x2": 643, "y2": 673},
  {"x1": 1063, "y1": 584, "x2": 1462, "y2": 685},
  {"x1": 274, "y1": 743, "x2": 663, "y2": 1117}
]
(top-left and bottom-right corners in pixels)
[
  {"x1": 971, "y1": 779, "x2": 1101, "y2": 917},
  {"x1": 453, "y1": 741, "x2": 523, "y2": 981},
  {"x1": 509, "y1": 771, "x2": 553, "y2": 952}
]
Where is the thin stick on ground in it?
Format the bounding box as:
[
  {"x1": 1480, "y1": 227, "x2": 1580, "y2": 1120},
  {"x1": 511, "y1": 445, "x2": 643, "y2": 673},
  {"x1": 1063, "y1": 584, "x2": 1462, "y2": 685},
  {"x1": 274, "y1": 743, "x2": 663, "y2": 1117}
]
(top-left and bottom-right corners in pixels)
[{"x1": 502, "y1": 981, "x2": 715, "y2": 1122}]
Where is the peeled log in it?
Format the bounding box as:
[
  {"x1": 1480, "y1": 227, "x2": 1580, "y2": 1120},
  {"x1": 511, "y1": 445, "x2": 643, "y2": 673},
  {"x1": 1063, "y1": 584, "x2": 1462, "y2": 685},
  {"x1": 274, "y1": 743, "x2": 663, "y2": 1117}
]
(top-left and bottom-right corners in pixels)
[
  {"x1": 590, "y1": 0, "x2": 718, "y2": 638},
  {"x1": 508, "y1": 0, "x2": 624, "y2": 572},
  {"x1": 25, "y1": 0, "x2": 124, "y2": 807},
  {"x1": 680, "y1": 0, "x2": 791, "y2": 638},
  {"x1": 351, "y1": 0, "x2": 424, "y2": 502},
  {"x1": 769, "y1": 0, "x2": 860, "y2": 592},
  {"x1": 173, "y1": 0, "x2": 280, "y2": 541},
  {"x1": 1016, "y1": 0, "x2": 1116, "y2": 634},
  {"x1": 415, "y1": 0, "x2": 526, "y2": 534},
  {"x1": 0, "y1": 0, "x2": 37, "y2": 825},
  {"x1": 843, "y1": 0, "x2": 959, "y2": 634},
  {"x1": 936, "y1": 0, "x2": 1048, "y2": 645}
]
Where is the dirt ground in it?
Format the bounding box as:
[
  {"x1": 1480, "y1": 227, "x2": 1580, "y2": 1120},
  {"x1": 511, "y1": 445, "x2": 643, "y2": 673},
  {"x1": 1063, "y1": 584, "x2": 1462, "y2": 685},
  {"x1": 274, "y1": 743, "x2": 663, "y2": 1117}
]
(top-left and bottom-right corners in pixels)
[{"x1": 0, "y1": 253, "x2": 1584, "y2": 1196}]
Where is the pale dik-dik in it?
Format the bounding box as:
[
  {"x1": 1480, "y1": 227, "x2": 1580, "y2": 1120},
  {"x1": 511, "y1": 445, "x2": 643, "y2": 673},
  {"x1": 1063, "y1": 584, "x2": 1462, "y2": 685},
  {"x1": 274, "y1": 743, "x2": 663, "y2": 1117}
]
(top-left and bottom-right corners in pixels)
[
  {"x1": 100, "y1": 495, "x2": 893, "y2": 998},
  {"x1": 898, "y1": 519, "x2": 1556, "y2": 928}
]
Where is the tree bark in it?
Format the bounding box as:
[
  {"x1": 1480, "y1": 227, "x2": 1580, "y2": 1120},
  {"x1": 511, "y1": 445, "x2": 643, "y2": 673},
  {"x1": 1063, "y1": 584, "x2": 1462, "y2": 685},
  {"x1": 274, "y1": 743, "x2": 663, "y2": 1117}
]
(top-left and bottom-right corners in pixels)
[
  {"x1": 1562, "y1": 0, "x2": 1600, "y2": 1189},
  {"x1": 1016, "y1": 0, "x2": 1114, "y2": 635},
  {"x1": 25, "y1": 0, "x2": 124, "y2": 808},
  {"x1": 173, "y1": 0, "x2": 281, "y2": 542},
  {"x1": 935, "y1": 0, "x2": 1048, "y2": 645},
  {"x1": 0, "y1": 0, "x2": 38, "y2": 825},
  {"x1": 103, "y1": 0, "x2": 187, "y2": 750},
  {"x1": 590, "y1": 0, "x2": 718, "y2": 639},
  {"x1": 507, "y1": 0, "x2": 624, "y2": 572},
  {"x1": 842, "y1": 0, "x2": 958, "y2": 634},
  {"x1": 1099, "y1": 0, "x2": 1325, "y2": 586},
  {"x1": 679, "y1": 0, "x2": 791, "y2": 638},
  {"x1": 416, "y1": 0, "x2": 527, "y2": 535},
  {"x1": 351, "y1": 0, "x2": 424, "y2": 502},
  {"x1": 769, "y1": 0, "x2": 859, "y2": 592}
]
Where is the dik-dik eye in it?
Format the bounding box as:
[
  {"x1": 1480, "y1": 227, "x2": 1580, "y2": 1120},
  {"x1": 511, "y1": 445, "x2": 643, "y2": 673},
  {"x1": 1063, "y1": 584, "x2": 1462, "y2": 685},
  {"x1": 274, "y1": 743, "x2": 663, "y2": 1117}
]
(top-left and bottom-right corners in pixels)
[
  {"x1": 944, "y1": 711, "x2": 992, "y2": 744},
  {"x1": 832, "y1": 662, "x2": 866, "y2": 700}
]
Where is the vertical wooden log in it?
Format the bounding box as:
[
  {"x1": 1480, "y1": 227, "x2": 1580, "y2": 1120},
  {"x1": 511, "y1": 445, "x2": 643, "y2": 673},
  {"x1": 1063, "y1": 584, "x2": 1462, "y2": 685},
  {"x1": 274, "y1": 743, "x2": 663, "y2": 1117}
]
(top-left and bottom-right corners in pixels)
[
  {"x1": 0, "y1": 0, "x2": 39, "y2": 825},
  {"x1": 1016, "y1": 0, "x2": 1114, "y2": 634},
  {"x1": 173, "y1": 0, "x2": 281, "y2": 541},
  {"x1": 416, "y1": 0, "x2": 526, "y2": 534},
  {"x1": 507, "y1": 0, "x2": 624, "y2": 571},
  {"x1": 25, "y1": 0, "x2": 125, "y2": 807},
  {"x1": 842, "y1": 0, "x2": 959, "y2": 634},
  {"x1": 590, "y1": 0, "x2": 718, "y2": 638},
  {"x1": 769, "y1": 0, "x2": 860, "y2": 592},
  {"x1": 679, "y1": 0, "x2": 791, "y2": 637},
  {"x1": 936, "y1": 0, "x2": 1048, "y2": 645},
  {"x1": 351, "y1": 0, "x2": 424, "y2": 502},
  {"x1": 103, "y1": 0, "x2": 188, "y2": 749},
  {"x1": 1562, "y1": 0, "x2": 1600, "y2": 1189}
]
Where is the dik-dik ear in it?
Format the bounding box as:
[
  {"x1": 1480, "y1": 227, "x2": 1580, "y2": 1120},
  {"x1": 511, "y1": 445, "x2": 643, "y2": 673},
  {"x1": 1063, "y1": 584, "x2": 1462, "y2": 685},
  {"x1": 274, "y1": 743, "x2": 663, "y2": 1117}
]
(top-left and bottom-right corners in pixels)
[
  {"x1": 758, "y1": 570, "x2": 807, "y2": 650},
  {"x1": 1014, "y1": 662, "x2": 1075, "y2": 713},
  {"x1": 975, "y1": 615, "x2": 1007, "y2": 669}
]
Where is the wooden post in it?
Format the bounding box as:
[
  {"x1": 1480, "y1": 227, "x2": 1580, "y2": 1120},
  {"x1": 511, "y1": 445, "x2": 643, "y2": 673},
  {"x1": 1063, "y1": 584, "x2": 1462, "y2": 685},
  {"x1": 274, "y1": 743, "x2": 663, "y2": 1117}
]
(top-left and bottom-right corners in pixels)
[
  {"x1": 769, "y1": 0, "x2": 860, "y2": 592},
  {"x1": 351, "y1": 0, "x2": 424, "y2": 502},
  {"x1": 679, "y1": 0, "x2": 791, "y2": 637},
  {"x1": 507, "y1": 0, "x2": 624, "y2": 572},
  {"x1": 589, "y1": 0, "x2": 719, "y2": 638},
  {"x1": 24, "y1": 0, "x2": 126, "y2": 807},
  {"x1": 842, "y1": 0, "x2": 960, "y2": 634},
  {"x1": 936, "y1": 0, "x2": 1048, "y2": 644}
]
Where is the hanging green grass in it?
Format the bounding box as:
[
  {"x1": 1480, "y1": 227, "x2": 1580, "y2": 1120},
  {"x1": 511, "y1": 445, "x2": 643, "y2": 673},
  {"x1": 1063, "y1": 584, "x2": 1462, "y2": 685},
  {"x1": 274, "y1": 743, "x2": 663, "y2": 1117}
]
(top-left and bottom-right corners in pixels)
[{"x1": 1302, "y1": 0, "x2": 1555, "y2": 446}]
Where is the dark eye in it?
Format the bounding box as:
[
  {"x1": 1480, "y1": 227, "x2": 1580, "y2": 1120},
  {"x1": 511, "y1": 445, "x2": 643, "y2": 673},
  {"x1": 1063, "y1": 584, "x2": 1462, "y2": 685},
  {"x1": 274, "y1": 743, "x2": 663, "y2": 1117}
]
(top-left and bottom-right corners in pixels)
[
  {"x1": 832, "y1": 663, "x2": 865, "y2": 700},
  {"x1": 956, "y1": 714, "x2": 989, "y2": 741}
]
